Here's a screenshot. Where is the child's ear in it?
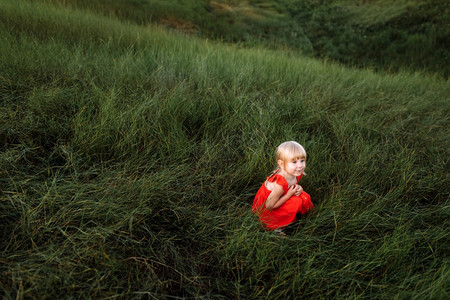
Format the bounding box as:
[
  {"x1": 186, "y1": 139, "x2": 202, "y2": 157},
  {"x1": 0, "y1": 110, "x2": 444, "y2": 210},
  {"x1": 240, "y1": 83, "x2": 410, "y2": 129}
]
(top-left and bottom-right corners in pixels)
[{"x1": 277, "y1": 160, "x2": 284, "y2": 169}]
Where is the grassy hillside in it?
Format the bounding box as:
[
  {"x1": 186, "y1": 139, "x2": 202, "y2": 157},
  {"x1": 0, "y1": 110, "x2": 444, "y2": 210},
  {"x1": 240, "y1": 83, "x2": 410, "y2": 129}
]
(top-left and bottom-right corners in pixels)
[
  {"x1": 1, "y1": 0, "x2": 449, "y2": 299},
  {"x1": 280, "y1": 0, "x2": 450, "y2": 77},
  {"x1": 37, "y1": 0, "x2": 450, "y2": 77}
]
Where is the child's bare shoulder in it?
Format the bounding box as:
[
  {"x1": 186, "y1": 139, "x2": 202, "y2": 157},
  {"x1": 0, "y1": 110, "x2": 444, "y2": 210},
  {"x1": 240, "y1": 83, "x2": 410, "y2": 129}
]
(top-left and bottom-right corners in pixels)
[{"x1": 265, "y1": 180, "x2": 282, "y2": 191}]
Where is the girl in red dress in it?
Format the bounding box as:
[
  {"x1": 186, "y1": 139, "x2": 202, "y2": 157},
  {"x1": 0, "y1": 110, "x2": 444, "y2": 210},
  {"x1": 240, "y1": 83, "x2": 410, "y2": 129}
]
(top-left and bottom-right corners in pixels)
[{"x1": 252, "y1": 141, "x2": 314, "y2": 233}]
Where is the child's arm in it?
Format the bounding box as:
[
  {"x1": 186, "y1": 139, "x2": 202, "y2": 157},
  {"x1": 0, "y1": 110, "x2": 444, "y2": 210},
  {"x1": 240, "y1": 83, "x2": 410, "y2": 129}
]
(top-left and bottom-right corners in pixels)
[{"x1": 265, "y1": 184, "x2": 297, "y2": 210}]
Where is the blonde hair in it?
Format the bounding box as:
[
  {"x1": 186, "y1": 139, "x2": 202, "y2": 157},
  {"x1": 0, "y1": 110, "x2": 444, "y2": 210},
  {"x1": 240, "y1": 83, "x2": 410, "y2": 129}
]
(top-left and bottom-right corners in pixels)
[
  {"x1": 276, "y1": 141, "x2": 306, "y2": 162},
  {"x1": 270, "y1": 141, "x2": 307, "y2": 176}
]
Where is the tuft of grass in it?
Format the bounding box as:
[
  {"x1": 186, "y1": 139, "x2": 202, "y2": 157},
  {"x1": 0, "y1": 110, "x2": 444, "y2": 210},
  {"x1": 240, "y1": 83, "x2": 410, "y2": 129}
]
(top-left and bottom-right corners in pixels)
[{"x1": 1, "y1": 0, "x2": 449, "y2": 298}]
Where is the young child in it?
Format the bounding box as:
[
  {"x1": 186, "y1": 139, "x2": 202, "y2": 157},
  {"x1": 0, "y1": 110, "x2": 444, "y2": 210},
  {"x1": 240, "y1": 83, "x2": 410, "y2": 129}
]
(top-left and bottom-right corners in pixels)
[{"x1": 252, "y1": 141, "x2": 314, "y2": 233}]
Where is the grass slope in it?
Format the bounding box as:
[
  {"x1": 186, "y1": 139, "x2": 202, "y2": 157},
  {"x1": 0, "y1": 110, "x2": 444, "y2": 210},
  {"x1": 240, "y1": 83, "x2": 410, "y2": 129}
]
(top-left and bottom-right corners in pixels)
[
  {"x1": 34, "y1": 0, "x2": 450, "y2": 77},
  {"x1": 279, "y1": 0, "x2": 450, "y2": 76},
  {"x1": 1, "y1": 0, "x2": 449, "y2": 298}
]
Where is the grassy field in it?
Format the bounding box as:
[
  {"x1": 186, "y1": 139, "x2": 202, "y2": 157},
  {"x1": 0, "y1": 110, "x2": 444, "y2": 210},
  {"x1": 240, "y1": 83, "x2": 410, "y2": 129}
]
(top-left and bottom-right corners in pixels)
[{"x1": 1, "y1": 0, "x2": 449, "y2": 299}]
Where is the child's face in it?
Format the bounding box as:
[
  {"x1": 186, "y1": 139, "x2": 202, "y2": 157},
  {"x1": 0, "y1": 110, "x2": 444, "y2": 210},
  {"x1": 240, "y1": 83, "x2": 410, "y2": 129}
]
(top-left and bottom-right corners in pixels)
[{"x1": 282, "y1": 157, "x2": 306, "y2": 177}]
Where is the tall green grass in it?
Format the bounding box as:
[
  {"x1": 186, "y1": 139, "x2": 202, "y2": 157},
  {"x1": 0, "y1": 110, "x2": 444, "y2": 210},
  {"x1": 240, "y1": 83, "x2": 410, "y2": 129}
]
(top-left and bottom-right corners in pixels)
[
  {"x1": 279, "y1": 0, "x2": 450, "y2": 77},
  {"x1": 1, "y1": 0, "x2": 449, "y2": 298},
  {"x1": 36, "y1": 0, "x2": 450, "y2": 77}
]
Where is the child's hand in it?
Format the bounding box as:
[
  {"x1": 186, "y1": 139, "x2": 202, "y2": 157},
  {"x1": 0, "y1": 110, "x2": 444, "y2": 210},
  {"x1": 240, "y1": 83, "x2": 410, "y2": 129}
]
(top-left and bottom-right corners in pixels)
[
  {"x1": 288, "y1": 184, "x2": 303, "y2": 197},
  {"x1": 286, "y1": 185, "x2": 297, "y2": 197},
  {"x1": 294, "y1": 184, "x2": 303, "y2": 196}
]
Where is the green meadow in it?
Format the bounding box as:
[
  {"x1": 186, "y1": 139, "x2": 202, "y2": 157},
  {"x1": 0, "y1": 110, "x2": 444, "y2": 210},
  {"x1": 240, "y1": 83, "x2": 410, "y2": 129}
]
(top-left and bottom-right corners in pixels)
[{"x1": 1, "y1": 0, "x2": 449, "y2": 299}]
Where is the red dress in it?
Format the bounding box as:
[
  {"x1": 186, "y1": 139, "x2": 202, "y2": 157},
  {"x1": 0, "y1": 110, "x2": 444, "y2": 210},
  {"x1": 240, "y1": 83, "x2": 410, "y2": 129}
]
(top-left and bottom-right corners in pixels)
[{"x1": 252, "y1": 173, "x2": 313, "y2": 230}]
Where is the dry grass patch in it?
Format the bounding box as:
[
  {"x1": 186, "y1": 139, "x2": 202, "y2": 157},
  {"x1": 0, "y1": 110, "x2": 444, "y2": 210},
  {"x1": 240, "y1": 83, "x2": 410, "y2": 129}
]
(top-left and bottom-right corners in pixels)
[
  {"x1": 159, "y1": 16, "x2": 198, "y2": 35},
  {"x1": 210, "y1": 0, "x2": 280, "y2": 20}
]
